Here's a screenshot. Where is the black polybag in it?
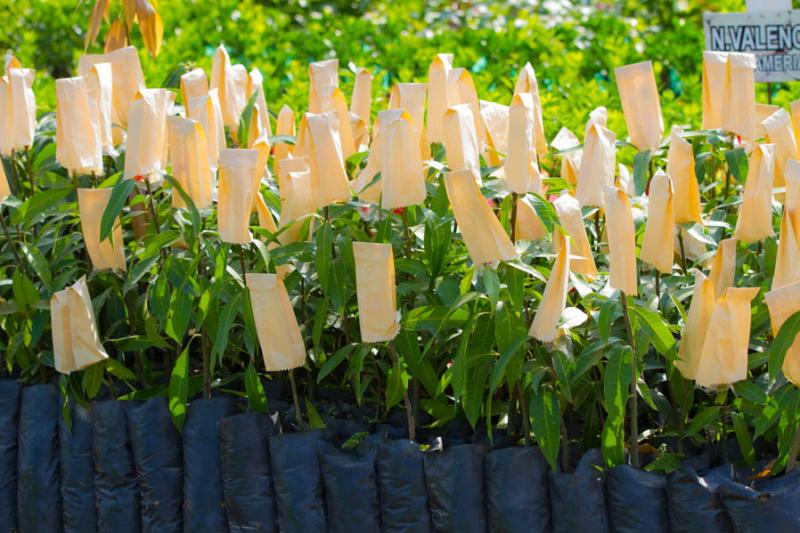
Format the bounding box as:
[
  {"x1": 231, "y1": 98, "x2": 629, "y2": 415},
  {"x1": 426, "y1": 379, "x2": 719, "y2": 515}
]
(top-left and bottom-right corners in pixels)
[
  {"x1": 548, "y1": 449, "x2": 609, "y2": 533},
  {"x1": 183, "y1": 397, "x2": 237, "y2": 532},
  {"x1": 127, "y1": 397, "x2": 182, "y2": 533},
  {"x1": 219, "y1": 412, "x2": 280, "y2": 533},
  {"x1": 719, "y1": 467, "x2": 800, "y2": 532},
  {"x1": 93, "y1": 399, "x2": 141, "y2": 533},
  {"x1": 17, "y1": 384, "x2": 62, "y2": 533},
  {"x1": 667, "y1": 465, "x2": 733, "y2": 533},
  {"x1": 0, "y1": 380, "x2": 23, "y2": 532},
  {"x1": 59, "y1": 401, "x2": 97, "y2": 533},
  {"x1": 319, "y1": 436, "x2": 382, "y2": 533},
  {"x1": 485, "y1": 446, "x2": 550, "y2": 533},
  {"x1": 606, "y1": 464, "x2": 670, "y2": 533},
  {"x1": 376, "y1": 439, "x2": 432, "y2": 533},
  {"x1": 423, "y1": 442, "x2": 489, "y2": 533},
  {"x1": 268, "y1": 429, "x2": 327, "y2": 533}
]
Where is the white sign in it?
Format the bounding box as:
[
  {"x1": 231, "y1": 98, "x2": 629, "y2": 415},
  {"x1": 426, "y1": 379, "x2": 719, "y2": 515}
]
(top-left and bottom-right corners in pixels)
[
  {"x1": 704, "y1": 10, "x2": 800, "y2": 82},
  {"x1": 746, "y1": 0, "x2": 791, "y2": 12}
]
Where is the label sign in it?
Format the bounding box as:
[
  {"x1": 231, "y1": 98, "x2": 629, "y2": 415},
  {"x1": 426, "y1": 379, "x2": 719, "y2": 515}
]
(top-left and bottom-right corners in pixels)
[{"x1": 704, "y1": 10, "x2": 800, "y2": 82}]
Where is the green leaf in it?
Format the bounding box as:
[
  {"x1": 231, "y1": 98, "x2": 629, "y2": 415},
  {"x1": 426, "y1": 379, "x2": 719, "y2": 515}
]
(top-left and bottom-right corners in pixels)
[
  {"x1": 630, "y1": 305, "x2": 676, "y2": 358},
  {"x1": 244, "y1": 362, "x2": 268, "y2": 412},
  {"x1": 169, "y1": 343, "x2": 190, "y2": 431},
  {"x1": 731, "y1": 412, "x2": 755, "y2": 466},
  {"x1": 306, "y1": 398, "x2": 326, "y2": 429},
  {"x1": 386, "y1": 361, "x2": 406, "y2": 409},
  {"x1": 211, "y1": 292, "x2": 242, "y2": 362},
  {"x1": 768, "y1": 310, "x2": 800, "y2": 380},
  {"x1": 311, "y1": 297, "x2": 329, "y2": 352},
  {"x1": 733, "y1": 381, "x2": 767, "y2": 406},
  {"x1": 604, "y1": 345, "x2": 633, "y2": 422},
  {"x1": 315, "y1": 221, "x2": 333, "y2": 294},
  {"x1": 724, "y1": 147, "x2": 748, "y2": 184},
  {"x1": 598, "y1": 298, "x2": 619, "y2": 342},
  {"x1": 12, "y1": 270, "x2": 39, "y2": 310},
  {"x1": 317, "y1": 344, "x2": 354, "y2": 383},
  {"x1": 237, "y1": 91, "x2": 260, "y2": 147},
  {"x1": 531, "y1": 388, "x2": 561, "y2": 471},
  {"x1": 396, "y1": 329, "x2": 439, "y2": 397},
  {"x1": 489, "y1": 334, "x2": 530, "y2": 393},
  {"x1": 81, "y1": 363, "x2": 104, "y2": 399},
  {"x1": 602, "y1": 417, "x2": 626, "y2": 467},
  {"x1": 165, "y1": 289, "x2": 194, "y2": 343},
  {"x1": 633, "y1": 150, "x2": 652, "y2": 196},
  {"x1": 105, "y1": 359, "x2": 136, "y2": 380},
  {"x1": 100, "y1": 178, "x2": 136, "y2": 243},
  {"x1": 19, "y1": 242, "x2": 51, "y2": 288},
  {"x1": 686, "y1": 405, "x2": 720, "y2": 438},
  {"x1": 527, "y1": 193, "x2": 560, "y2": 235},
  {"x1": 482, "y1": 268, "x2": 500, "y2": 310},
  {"x1": 11, "y1": 186, "x2": 73, "y2": 225}
]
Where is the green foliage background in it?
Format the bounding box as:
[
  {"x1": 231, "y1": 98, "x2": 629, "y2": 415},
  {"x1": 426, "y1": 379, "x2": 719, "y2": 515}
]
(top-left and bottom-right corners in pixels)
[{"x1": 1, "y1": 0, "x2": 786, "y2": 140}]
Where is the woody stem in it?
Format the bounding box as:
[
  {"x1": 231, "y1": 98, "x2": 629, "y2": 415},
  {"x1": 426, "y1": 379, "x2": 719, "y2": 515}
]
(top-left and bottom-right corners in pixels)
[{"x1": 620, "y1": 291, "x2": 639, "y2": 468}]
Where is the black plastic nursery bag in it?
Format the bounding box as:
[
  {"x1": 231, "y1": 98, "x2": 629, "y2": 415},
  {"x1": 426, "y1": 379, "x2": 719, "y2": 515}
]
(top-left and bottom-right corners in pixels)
[
  {"x1": 606, "y1": 464, "x2": 670, "y2": 533},
  {"x1": 183, "y1": 397, "x2": 237, "y2": 532},
  {"x1": 719, "y1": 467, "x2": 800, "y2": 532},
  {"x1": 17, "y1": 384, "x2": 63, "y2": 533},
  {"x1": 319, "y1": 437, "x2": 382, "y2": 533},
  {"x1": 0, "y1": 380, "x2": 23, "y2": 532},
  {"x1": 548, "y1": 449, "x2": 609, "y2": 533},
  {"x1": 219, "y1": 412, "x2": 280, "y2": 533},
  {"x1": 93, "y1": 399, "x2": 141, "y2": 533},
  {"x1": 376, "y1": 439, "x2": 432, "y2": 533},
  {"x1": 485, "y1": 446, "x2": 551, "y2": 533},
  {"x1": 667, "y1": 465, "x2": 733, "y2": 533},
  {"x1": 268, "y1": 429, "x2": 327, "y2": 533},
  {"x1": 423, "y1": 442, "x2": 489, "y2": 533},
  {"x1": 127, "y1": 396, "x2": 183, "y2": 533},
  {"x1": 59, "y1": 401, "x2": 97, "y2": 533}
]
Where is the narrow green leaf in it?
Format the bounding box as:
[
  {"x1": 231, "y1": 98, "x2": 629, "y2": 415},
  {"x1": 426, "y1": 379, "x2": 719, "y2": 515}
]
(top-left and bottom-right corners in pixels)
[
  {"x1": 105, "y1": 359, "x2": 136, "y2": 380},
  {"x1": 317, "y1": 344, "x2": 354, "y2": 383},
  {"x1": 306, "y1": 398, "x2": 326, "y2": 429},
  {"x1": 531, "y1": 388, "x2": 561, "y2": 471},
  {"x1": 245, "y1": 362, "x2": 268, "y2": 412},
  {"x1": 724, "y1": 147, "x2": 748, "y2": 184},
  {"x1": 237, "y1": 91, "x2": 260, "y2": 146},
  {"x1": 11, "y1": 186, "x2": 73, "y2": 225},
  {"x1": 633, "y1": 150, "x2": 652, "y2": 196},
  {"x1": 768, "y1": 310, "x2": 800, "y2": 380},
  {"x1": 169, "y1": 343, "x2": 190, "y2": 431},
  {"x1": 686, "y1": 405, "x2": 720, "y2": 438},
  {"x1": 604, "y1": 345, "x2": 633, "y2": 422},
  {"x1": 527, "y1": 193, "x2": 560, "y2": 235},
  {"x1": 731, "y1": 412, "x2": 755, "y2": 466},
  {"x1": 489, "y1": 334, "x2": 530, "y2": 393},
  {"x1": 386, "y1": 361, "x2": 406, "y2": 409},
  {"x1": 100, "y1": 179, "x2": 136, "y2": 243}
]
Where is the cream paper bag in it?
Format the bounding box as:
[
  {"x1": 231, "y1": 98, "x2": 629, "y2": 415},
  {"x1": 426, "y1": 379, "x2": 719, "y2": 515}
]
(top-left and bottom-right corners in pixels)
[
  {"x1": 480, "y1": 100, "x2": 509, "y2": 166},
  {"x1": 218, "y1": 148, "x2": 260, "y2": 244},
  {"x1": 84, "y1": 62, "x2": 114, "y2": 156},
  {"x1": 245, "y1": 273, "x2": 307, "y2": 371},
  {"x1": 319, "y1": 85, "x2": 356, "y2": 159},
  {"x1": 254, "y1": 194, "x2": 293, "y2": 279},
  {"x1": 765, "y1": 281, "x2": 800, "y2": 385},
  {"x1": 273, "y1": 104, "x2": 296, "y2": 167},
  {"x1": 443, "y1": 104, "x2": 481, "y2": 174},
  {"x1": 577, "y1": 121, "x2": 616, "y2": 208},
  {"x1": 353, "y1": 242, "x2": 401, "y2": 342},
  {"x1": 309, "y1": 59, "x2": 339, "y2": 114},
  {"x1": 676, "y1": 270, "x2": 715, "y2": 381},
  {"x1": 167, "y1": 116, "x2": 212, "y2": 209},
  {"x1": 604, "y1": 186, "x2": 638, "y2": 295},
  {"x1": 124, "y1": 88, "x2": 174, "y2": 182},
  {"x1": 709, "y1": 238, "x2": 737, "y2": 298},
  {"x1": 774, "y1": 163, "x2": 800, "y2": 289},
  {"x1": 303, "y1": 111, "x2": 351, "y2": 208},
  {"x1": 504, "y1": 93, "x2": 536, "y2": 194},
  {"x1": 248, "y1": 68, "x2": 272, "y2": 143},
  {"x1": 640, "y1": 171, "x2": 675, "y2": 274},
  {"x1": 513, "y1": 62, "x2": 547, "y2": 155},
  {"x1": 380, "y1": 109, "x2": 426, "y2": 210},
  {"x1": 515, "y1": 196, "x2": 547, "y2": 242},
  {"x1": 6, "y1": 68, "x2": 36, "y2": 152},
  {"x1": 210, "y1": 45, "x2": 248, "y2": 128},
  {"x1": 0, "y1": 77, "x2": 12, "y2": 156},
  {"x1": 0, "y1": 156, "x2": 10, "y2": 200},
  {"x1": 350, "y1": 67, "x2": 372, "y2": 124},
  {"x1": 180, "y1": 68, "x2": 208, "y2": 114},
  {"x1": 762, "y1": 109, "x2": 798, "y2": 189},
  {"x1": 51, "y1": 276, "x2": 109, "y2": 374},
  {"x1": 694, "y1": 286, "x2": 760, "y2": 388},
  {"x1": 444, "y1": 169, "x2": 516, "y2": 266},
  {"x1": 551, "y1": 127, "x2": 582, "y2": 186},
  {"x1": 78, "y1": 46, "x2": 145, "y2": 129},
  {"x1": 791, "y1": 100, "x2": 800, "y2": 141},
  {"x1": 448, "y1": 68, "x2": 484, "y2": 143},
  {"x1": 614, "y1": 61, "x2": 663, "y2": 151},
  {"x1": 187, "y1": 90, "x2": 225, "y2": 170},
  {"x1": 389, "y1": 82, "x2": 429, "y2": 160},
  {"x1": 277, "y1": 157, "x2": 310, "y2": 202},
  {"x1": 756, "y1": 104, "x2": 780, "y2": 138},
  {"x1": 427, "y1": 53, "x2": 454, "y2": 144},
  {"x1": 722, "y1": 53, "x2": 758, "y2": 141},
  {"x1": 78, "y1": 188, "x2": 126, "y2": 271},
  {"x1": 733, "y1": 144, "x2": 776, "y2": 243},
  {"x1": 553, "y1": 192, "x2": 597, "y2": 278},
  {"x1": 279, "y1": 168, "x2": 315, "y2": 244},
  {"x1": 667, "y1": 127, "x2": 702, "y2": 224},
  {"x1": 702, "y1": 51, "x2": 727, "y2": 130},
  {"x1": 56, "y1": 77, "x2": 103, "y2": 175},
  {"x1": 529, "y1": 229, "x2": 571, "y2": 342},
  {"x1": 618, "y1": 164, "x2": 635, "y2": 197}
]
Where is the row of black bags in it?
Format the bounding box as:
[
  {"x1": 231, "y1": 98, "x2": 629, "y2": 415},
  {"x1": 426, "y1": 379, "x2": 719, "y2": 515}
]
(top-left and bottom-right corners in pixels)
[{"x1": 2, "y1": 381, "x2": 800, "y2": 533}]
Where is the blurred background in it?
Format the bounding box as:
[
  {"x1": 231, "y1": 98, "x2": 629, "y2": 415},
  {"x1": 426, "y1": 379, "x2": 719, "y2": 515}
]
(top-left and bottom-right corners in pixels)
[{"x1": 0, "y1": 0, "x2": 775, "y2": 136}]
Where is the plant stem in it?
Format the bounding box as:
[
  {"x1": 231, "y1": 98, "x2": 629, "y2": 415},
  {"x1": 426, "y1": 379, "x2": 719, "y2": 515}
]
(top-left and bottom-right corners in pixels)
[
  {"x1": 0, "y1": 206, "x2": 23, "y2": 268},
  {"x1": 516, "y1": 383, "x2": 531, "y2": 446},
  {"x1": 143, "y1": 178, "x2": 160, "y2": 235},
  {"x1": 288, "y1": 369, "x2": 306, "y2": 430},
  {"x1": 788, "y1": 422, "x2": 800, "y2": 470},
  {"x1": 620, "y1": 291, "x2": 639, "y2": 468},
  {"x1": 720, "y1": 402, "x2": 730, "y2": 465},
  {"x1": 390, "y1": 341, "x2": 416, "y2": 441},
  {"x1": 677, "y1": 229, "x2": 688, "y2": 274}
]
